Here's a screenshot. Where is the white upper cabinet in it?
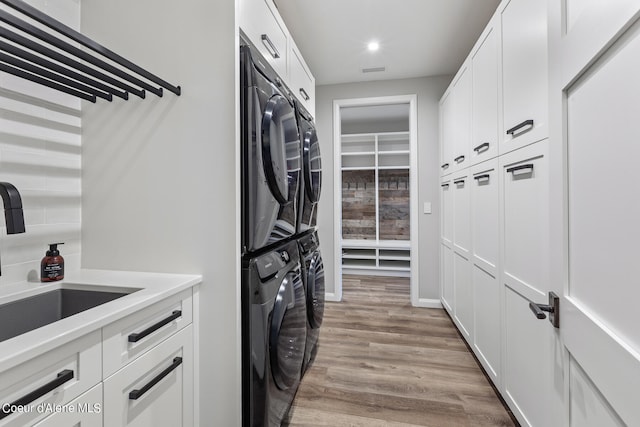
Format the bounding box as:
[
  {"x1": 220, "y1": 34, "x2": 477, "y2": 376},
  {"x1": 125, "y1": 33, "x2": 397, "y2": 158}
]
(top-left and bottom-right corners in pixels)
[
  {"x1": 451, "y1": 64, "x2": 472, "y2": 173},
  {"x1": 439, "y1": 91, "x2": 454, "y2": 176},
  {"x1": 471, "y1": 19, "x2": 500, "y2": 165},
  {"x1": 240, "y1": 0, "x2": 317, "y2": 117},
  {"x1": 289, "y1": 38, "x2": 316, "y2": 118},
  {"x1": 500, "y1": 0, "x2": 548, "y2": 154},
  {"x1": 239, "y1": 0, "x2": 288, "y2": 79}
]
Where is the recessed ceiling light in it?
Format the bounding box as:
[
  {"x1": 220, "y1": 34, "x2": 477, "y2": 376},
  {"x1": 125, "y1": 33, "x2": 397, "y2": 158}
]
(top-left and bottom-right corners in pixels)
[{"x1": 367, "y1": 41, "x2": 379, "y2": 52}]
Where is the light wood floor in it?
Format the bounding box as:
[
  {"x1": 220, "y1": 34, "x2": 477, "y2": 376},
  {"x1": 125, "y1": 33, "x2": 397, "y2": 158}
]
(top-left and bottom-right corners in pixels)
[{"x1": 284, "y1": 275, "x2": 517, "y2": 427}]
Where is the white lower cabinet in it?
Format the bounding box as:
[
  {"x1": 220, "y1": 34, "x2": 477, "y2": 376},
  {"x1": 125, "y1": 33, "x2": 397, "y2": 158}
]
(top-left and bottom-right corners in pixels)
[
  {"x1": 0, "y1": 291, "x2": 194, "y2": 427},
  {"x1": 33, "y1": 385, "x2": 103, "y2": 427},
  {"x1": 104, "y1": 325, "x2": 193, "y2": 427},
  {"x1": 500, "y1": 140, "x2": 551, "y2": 426},
  {"x1": 469, "y1": 159, "x2": 500, "y2": 384},
  {"x1": 0, "y1": 331, "x2": 101, "y2": 427},
  {"x1": 453, "y1": 252, "x2": 472, "y2": 340}
]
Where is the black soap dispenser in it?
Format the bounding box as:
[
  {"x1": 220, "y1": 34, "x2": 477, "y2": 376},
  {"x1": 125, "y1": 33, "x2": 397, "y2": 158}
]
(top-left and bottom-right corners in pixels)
[{"x1": 41, "y1": 242, "x2": 64, "y2": 282}]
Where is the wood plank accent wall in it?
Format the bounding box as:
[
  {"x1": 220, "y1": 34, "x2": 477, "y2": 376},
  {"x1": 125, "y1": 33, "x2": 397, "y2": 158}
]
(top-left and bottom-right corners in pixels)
[
  {"x1": 342, "y1": 170, "x2": 376, "y2": 239},
  {"x1": 379, "y1": 169, "x2": 410, "y2": 240}
]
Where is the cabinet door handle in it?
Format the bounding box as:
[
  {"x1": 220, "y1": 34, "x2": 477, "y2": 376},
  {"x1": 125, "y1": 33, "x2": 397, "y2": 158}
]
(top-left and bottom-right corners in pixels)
[
  {"x1": 128, "y1": 310, "x2": 182, "y2": 343},
  {"x1": 506, "y1": 164, "x2": 534, "y2": 174},
  {"x1": 454, "y1": 155, "x2": 465, "y2": 163},
  {"x1": 261, "y1": 34, "x2": 280, "y2": 59},
  {"x1": 474, "y1": 174, "x2": 490, "y2": 181},
  {"x1": 128, "y1": 357, "x2": 183, "y2": 400},
  {"x1": 0, "y1": 369, "x2": 74, "y2": 420},
  {"x1": 441, "y1": 163, "x2": 449, "y2": 169},
  {"x1": 454, "y1": 179, "x2": 465, "y2": 185},
  {"x1": 506, "y1": 119, "x2": 534, "y2": 135},
  {"x1": 299, "y1": 88, "x2": 310, "y2": 101},
  {"x1": 473, "y1": 142, "x2": 490, "y2": 153},
  {"x1": 441, "y1": 183, "x2": 449, "y2": 188}
]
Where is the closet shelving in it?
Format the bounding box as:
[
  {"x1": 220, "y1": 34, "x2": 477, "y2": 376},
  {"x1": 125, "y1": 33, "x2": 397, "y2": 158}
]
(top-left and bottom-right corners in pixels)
[
  {"x1": 341, "y1": 131, "x2": 411, "y2": 276},
  {"x1": 0, "y1": 0, "x2": 181, "y2": 103}
]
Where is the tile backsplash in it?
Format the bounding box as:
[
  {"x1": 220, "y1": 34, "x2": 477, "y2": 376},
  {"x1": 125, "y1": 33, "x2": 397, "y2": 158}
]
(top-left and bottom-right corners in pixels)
[{"x1": 0, "y1": 0, "x2": 81, "y2": 287}]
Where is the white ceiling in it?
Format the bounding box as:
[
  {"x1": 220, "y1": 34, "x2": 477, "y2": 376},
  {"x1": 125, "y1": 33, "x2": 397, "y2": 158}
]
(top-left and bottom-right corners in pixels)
[{"x1": 274, "y1": 0, "x2": 501, "y2": 86}]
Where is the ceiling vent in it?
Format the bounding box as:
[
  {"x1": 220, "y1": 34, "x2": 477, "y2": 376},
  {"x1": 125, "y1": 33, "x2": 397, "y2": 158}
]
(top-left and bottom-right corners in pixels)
[{"x1": 362, "y1": 66, "x2": 386, "y2": 73}]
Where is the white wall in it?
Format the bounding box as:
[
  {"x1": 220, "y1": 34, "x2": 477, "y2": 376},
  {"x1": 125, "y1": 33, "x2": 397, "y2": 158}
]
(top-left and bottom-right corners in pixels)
[
  {"x1": 0, "y1": 0, "x2": 81, "y2": 287},
  {"x1": 80, "y1": 0, "x2": 240, "y2": 425},
  {"x1": 315, "y1": 76, "x2": 451, "y2": 301}
]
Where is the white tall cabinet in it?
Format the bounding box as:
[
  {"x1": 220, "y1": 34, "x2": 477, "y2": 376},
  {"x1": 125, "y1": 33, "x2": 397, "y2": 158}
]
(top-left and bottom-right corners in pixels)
[{"x1": 440, "y1": 0, "x2": 552, "y2": 425}]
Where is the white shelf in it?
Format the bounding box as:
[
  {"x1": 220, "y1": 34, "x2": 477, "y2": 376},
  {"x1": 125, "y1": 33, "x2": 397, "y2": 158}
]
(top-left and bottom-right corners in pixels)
[
  {"x1": 378, "y1": 150, "x2": 410, "y2": 155},
  {"x1": 342, "y1": 151, "x2": 375, "y2": 156},
  {"x1": 342, "y1": 166, "x2": 375, "y2": 171},
  {"x1": 378, "y1": 165, "x2": 410, "y2": 170},
  {"x1": 342, "y1": 239, "x2": 410, "y2": 249}
]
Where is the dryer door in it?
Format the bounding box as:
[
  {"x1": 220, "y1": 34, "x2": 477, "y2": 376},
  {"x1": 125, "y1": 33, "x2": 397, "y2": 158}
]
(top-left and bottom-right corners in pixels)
[
  {"x1": 269, "y1": 271, "x2": 307, "y2": 390},
  {"x1": 306, "y1": 250, "x2": 325, "y2": 329},
  {"x1": 302, "y1": 124, "x2": 322, "y2": 203},
  {"x1": 262, "y1": 95, "x2": 300, "y2": 205}
]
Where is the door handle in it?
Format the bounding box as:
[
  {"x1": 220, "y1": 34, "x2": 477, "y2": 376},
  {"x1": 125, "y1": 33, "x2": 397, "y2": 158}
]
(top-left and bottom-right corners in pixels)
[
  {"x1": 299, "y1": 88, "x2": 310, "y2": 101},
  {"x1": 454, "y1": 155, "x2": 465, "y2": 163},
  {"x1": 529, "y1": 292, "x2": 560, "y2": 328}
]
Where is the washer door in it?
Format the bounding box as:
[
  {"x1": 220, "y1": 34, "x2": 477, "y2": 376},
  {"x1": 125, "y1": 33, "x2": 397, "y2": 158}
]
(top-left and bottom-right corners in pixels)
[
  {"x1": 262, "y1": 95, "x2": 299, "y2": 205},
  {"x1": 306, "y1": 251, "x2": 325, "y2": 329},
  {"x1": 269, "y1": 271, "x2": 307, "y2": 390},
  {"x1": 302, "y1": 125, "x2": 322, "y2": 203}
]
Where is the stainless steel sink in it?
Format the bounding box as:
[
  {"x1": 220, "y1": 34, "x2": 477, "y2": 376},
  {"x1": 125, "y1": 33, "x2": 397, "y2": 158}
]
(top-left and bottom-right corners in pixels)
[{"x1": 0, "y1": 287, "x2": 138, "y2": 343}]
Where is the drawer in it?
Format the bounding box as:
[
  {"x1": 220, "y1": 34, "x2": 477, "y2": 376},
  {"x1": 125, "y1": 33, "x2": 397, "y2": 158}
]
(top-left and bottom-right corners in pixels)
[
  {"x1": 103, "y1": 325, "x2": 193, "y2": 427},
  {"x1": 33, "y1": 384, "x2": 102, "y2": 427},
  {"x1": 0, "y1": 331, "x2": 101, "y2": 427},
  {"x1": 239, "y1": 0, "x2": 288, "y2": 79},
  {"x1": 103, "y1": 289, "x2": 192, "y2": 378}
]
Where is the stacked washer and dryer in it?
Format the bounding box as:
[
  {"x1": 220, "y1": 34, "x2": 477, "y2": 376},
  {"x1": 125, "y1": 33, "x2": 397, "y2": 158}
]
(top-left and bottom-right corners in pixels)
[{"x1": 240, "y1": 39, "x2": 325, "y2": 427}]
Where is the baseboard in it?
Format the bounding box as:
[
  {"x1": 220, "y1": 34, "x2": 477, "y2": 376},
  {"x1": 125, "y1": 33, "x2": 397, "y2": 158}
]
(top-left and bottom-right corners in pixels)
[
  {"x1": 414, "y1": 298, "x2": 442, "y2": 308},
  {"x1": 325, "y1": 292, "x2": 341, "y2": 302}
]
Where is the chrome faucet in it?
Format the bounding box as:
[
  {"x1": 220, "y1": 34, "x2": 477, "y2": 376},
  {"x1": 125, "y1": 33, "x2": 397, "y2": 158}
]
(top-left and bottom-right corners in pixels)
[{"x1": 0, "y1": 182, "x2": 25, "y2": 276}]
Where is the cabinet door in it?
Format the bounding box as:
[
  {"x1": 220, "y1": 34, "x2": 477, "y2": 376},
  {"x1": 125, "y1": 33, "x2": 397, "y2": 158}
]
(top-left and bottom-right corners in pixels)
[
  {"x1": 501, "y1": 0, "x2": 548, "y2": 154},
  {"x1": 0, "y1": 331, "x2": 101, "y2": 427},
  {"x1": 441, "y1": 245, "x2": 454, "y2": 314},
  {"x1": 239, "y1": 0, "x2": 288, "y2": 78},
  {"x1": 471, "y1": 21, "x2": 500, "y2": 165},
  {"x1": 452, "y1": 173, "x2": 472, "y2": 340},
  {"x1": 500, "y1": 139, "x2": 552, "y2": 427},
  {"x1": 104, "y1": 325, "x2": 194, "y2": 427},
  {"x1": 33, "y1": 384, "x2": 102, "y2": 427},
  {"x1": 439, "y1": 91, "x2": 454, "y2": 176},
  {"x1": 452, "y1": 173, "x2": 470, "y2": 256},
  {"x1": 289, "y1": 39, "x2": 315, "y2": 118},
  {"x1": 470, "y1": 159, "x2": 500, "y2": 384},
  {"x1": 451, "y1": 65, "x2": 472, "y2": 172}
]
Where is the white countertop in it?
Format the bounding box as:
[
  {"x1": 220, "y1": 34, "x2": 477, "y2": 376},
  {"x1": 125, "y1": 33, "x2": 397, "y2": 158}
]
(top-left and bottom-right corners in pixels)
[{"x1": 0, "y1": 269, "x2": 202, "y2": 373}]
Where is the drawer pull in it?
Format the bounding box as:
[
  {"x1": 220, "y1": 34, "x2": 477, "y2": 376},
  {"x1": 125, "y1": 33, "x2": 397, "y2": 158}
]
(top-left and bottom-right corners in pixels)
[
  {"x1": 129, "y1": 357, "x2": 183, "y2": 400},
  {"x1": 441, "y1": 183, "x2": 449, "y2": 188},
  {"x1": 454, "y1": 155, "x2": 465, "y2": 163},
  {"x1": 0, "y1": 369, "x2": 74, "y2": 420},
  {"x1": 299, "y1": 88, "x2": 310, "y2": 101},
  {"x1": 506, "y1": 164, "x2": 534, "y2": 175},
  {"x1": 454, "y1": 179, "x2": 465, "y2": 185},
  {"x1": 474, "y1": 174, "x2": 490, "y2": 181},
  {"x1": 261, "y1": 34, "x2": 280, "y2": 59},
  {"x1": 128, "y1": 310, "x2": 182, "y2": 343},
  {"x1": 506, "y1": 119, "x2": 534, "y2": 136},
  {"x1": 441, "y1": 163, "x2": 449, "y2": 169},
  {"x1": 473, "y1": 142, "x2": 490, "y2": 153}
]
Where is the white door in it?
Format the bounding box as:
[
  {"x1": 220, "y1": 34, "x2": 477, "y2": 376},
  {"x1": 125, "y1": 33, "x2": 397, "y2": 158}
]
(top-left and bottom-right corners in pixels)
[{"x1": 549, "y1": 2, "x2": 640, "y2": 426}]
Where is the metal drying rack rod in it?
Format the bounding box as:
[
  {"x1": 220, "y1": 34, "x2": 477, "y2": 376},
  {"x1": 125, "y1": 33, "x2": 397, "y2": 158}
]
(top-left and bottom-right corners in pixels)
[{"x1": 0, "y1": 0, "x2": 181, "y2": 103}]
